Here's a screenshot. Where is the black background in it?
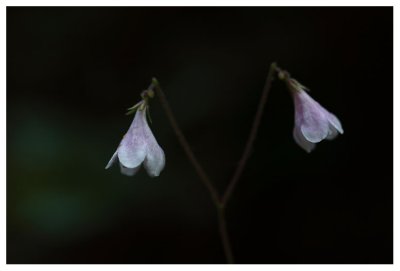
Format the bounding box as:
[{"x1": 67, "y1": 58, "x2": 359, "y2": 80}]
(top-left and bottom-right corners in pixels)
[{"x1": 7, "y1": 7, "x2": 393, "y2": 263}]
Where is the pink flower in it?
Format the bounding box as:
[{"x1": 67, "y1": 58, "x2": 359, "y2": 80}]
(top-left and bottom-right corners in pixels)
[
  {"x1": 105, "y1": 106, "x2": 165, "y2": 177},
  {"x1": 289, "y1": 79, "x2": 343, "y2": 153}
]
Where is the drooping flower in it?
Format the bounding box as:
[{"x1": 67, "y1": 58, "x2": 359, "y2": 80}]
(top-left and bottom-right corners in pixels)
[
  {"x1": 105, "y1": 103, "x2": 165, "y2": 177},
  {"x1": 288, "y1": 78, "x2": 343, "y2": 153}
]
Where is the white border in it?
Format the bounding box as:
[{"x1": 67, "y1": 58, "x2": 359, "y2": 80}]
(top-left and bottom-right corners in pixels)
[
  {"x1": 1, "y1": 1, "x2": 6, "y2": 270},
  {"x1": 2, "y1": 2, "x2": 396, "y2": 271},
  {"x1": 1, "y1": 0, "x2": 397, "y2": 6},
  {"x1": 393, "y1": 2, "x2": 398, "y2": 270},
  {"x1": 1, "y1": 266, "x2": 399, "y2": 271}
]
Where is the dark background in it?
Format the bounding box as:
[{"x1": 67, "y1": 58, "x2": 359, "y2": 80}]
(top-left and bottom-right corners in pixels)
[{"x1": 7, "y1": 7, "x2": 393, "y2": 264}]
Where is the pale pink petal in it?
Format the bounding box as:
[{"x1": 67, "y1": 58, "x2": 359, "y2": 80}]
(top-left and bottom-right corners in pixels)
[
  {"x1": 290, "y1": 82, "x2": 343, "y2": 152},
  {"x1": 326, "y1": 124, "x2": 339, "y2": 140},
  {"x1": 144, "y1": 142, "x2": 165, "y2": 177},
  {"x1": 105, "y1": 151, "x2": 118, "y2": 169},
  {"x1": 294, "y1": 90, "x2": 329, "y2": 143},
  {"x1": 326, "y1": 112, "x2": 344, "y2": 134},
  {"x1": 293, "y1": 127, "x2": 316, "y2": 153},
  {"x1": 119, "y1": 163, "x2": 141, "y2": 176},
  {"x1": 142, "y1": 112, "x2": 165, "y2": 177},
  {"x1": 106, "y1": 103, "x2": 165, "y2": 177},
  {"x1": 117, "y1": 110, "x2": 148, "y2": 168},
  {"x1": 325, "y1": 114, "x2": 343, "y2": 140}
]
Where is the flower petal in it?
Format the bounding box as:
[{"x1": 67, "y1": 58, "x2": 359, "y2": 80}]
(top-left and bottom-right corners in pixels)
[
  {"x1": 300, "y1": 121, "x2": 329, "y2": 143},
  {"x1": 141, "y1": 113, "x2": 165, "y2": 177},
  {"x1": 294, "y1": 90, "x2": 330, "y2": 143},
  {"x1": 144, "y1": 143, "x2": 165, "y2": 177},
  {"x1": 117, "y1": 110, "x2": 148, "y2": 168},
  {"x1": 293, "y1": 127, "x2": 316, "y2": 153},
  {"x1": 105, "y1": 150, "x2": 118, "y2": 169},
  {"x1": 120, "y1": 163, "x2": 141, "y2": 176},
  {"x1": 326, "y1": 124, "x2": 339, "y2": 140},
  {"x1": 326, "y1": 112, "x2": 344, "y2": 134}
]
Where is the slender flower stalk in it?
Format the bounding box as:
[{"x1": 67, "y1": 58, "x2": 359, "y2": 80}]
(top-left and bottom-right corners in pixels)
[
  {"x1": 221, "y1": 62, "x2": 277, "y2": 207},
  {"x1": 151, "y1": 78, "x2": 221, "y2": 207},
  {"x1": 151, "y1": 62, "x2": 278, "y2": 263}
]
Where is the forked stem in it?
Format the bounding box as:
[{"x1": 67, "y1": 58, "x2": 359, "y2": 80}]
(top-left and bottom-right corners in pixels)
[{"x1": 151, "y1": 62, "x2": 278, "y2": 263}]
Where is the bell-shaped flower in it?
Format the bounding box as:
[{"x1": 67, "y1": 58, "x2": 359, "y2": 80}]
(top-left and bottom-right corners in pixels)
[
  {"x1": 289, "y1": 79, "x2": 343, "y2": 153},
  {"x1": 105, "y1": 105, "x2": 165, "y2": 177}
]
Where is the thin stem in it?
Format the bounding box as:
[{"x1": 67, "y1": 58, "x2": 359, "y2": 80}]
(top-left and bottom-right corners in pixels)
[
  {"x1": 217, "y1": 207, "x2": 234, "y2": 264},
  {"x1": 151, "y1": 62, "x2": 278, "y2": 263},
  {"x1": 221, "y1": 62, "x2": 277, "y2": 207},
  {"x1": 151, "y1": 78, "x2": 221, "y2": 207}
]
